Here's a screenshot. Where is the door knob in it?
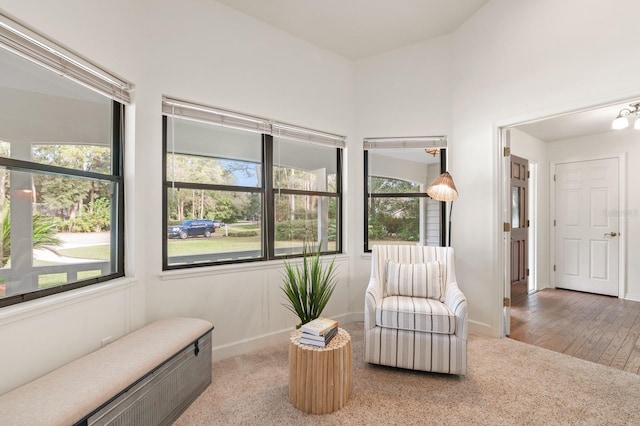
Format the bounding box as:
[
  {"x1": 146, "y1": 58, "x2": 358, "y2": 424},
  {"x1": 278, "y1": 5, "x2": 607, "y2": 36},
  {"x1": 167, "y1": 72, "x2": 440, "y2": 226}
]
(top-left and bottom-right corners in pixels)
[{"x1": 604, "y1": 232, "x2": 618, "y2": 237}]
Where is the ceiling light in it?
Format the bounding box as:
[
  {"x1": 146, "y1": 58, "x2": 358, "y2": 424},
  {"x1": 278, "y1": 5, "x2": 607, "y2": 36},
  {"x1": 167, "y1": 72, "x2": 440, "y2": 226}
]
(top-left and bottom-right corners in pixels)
[
  {"x1": 612, "y1": 102, "x2": 640, "y2": 130},
  {"x1": 611, "y1": 114, "x2": 629, "y2": 130}
]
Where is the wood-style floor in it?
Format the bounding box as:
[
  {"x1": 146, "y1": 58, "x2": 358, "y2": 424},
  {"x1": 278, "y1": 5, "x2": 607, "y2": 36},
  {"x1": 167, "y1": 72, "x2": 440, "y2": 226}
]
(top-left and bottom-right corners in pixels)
[{"x1": 509, "y1": 288, "x2": 640, "y2": 375}]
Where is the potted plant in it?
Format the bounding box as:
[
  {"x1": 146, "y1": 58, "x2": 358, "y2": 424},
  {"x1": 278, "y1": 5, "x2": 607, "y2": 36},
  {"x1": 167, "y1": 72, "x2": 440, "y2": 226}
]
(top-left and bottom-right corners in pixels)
[{"x1": 281, "y1": 243, "x2": 338, "y2": 328}]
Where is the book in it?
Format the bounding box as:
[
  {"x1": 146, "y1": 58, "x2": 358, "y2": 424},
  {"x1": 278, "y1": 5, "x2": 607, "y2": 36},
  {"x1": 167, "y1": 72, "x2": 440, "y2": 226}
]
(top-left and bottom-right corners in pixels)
[
  {"x1": 300, "y1": 330, "x2": 337, "y2": 347},
  {"x1": 301, "y1": 326, "x2": 338, "y2": 342},
  {"x1": 300, "y1": 317, "x2": 338, "y2": 336}
]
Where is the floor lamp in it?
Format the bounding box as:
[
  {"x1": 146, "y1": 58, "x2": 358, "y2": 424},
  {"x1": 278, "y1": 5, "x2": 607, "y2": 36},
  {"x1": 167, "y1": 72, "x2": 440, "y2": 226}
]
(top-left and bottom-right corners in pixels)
[{"x1": 426, "y1": 172, "x2": 459, "y2": 247}]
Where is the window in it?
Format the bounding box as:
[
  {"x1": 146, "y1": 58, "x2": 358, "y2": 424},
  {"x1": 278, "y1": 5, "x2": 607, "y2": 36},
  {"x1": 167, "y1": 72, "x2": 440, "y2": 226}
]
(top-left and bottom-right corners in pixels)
[
  {"x1": 364, "y1": 138, "x2": 446, "y2": 252},
  {"x1": 162, "y1": 97, "x2": 343, "y2": 269},
  {"x1": 0, "y1": 14, "x2": 130, "y2": 308}
]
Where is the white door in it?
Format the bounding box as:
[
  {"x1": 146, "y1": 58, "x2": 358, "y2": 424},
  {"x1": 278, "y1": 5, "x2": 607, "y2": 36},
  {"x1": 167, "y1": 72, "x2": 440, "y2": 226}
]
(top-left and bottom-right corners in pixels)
[{"x1": 555, "y1": 158, "x2": 619, "y2": 296}]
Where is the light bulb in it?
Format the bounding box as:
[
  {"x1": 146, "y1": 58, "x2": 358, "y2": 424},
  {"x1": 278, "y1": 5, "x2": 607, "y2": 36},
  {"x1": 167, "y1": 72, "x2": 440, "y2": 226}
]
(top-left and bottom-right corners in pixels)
[{"x1": 612, "y1": 115, "x2": 629, "y2": 130}]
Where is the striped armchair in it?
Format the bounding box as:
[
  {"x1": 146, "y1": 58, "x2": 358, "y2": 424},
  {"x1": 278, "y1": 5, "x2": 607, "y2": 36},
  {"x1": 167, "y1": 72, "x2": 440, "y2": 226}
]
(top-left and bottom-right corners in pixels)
[{"x1": 364, "y1": 245, "x2": 468, "y2": 375}]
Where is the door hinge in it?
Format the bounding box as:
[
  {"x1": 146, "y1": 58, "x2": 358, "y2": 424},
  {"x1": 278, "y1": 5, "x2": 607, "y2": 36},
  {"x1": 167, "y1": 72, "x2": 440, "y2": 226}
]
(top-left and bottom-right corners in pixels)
[
  {"x1": 553, "y1": 265, "x2": 556, "y2": 272},
  {"x1": 527, "y1": 219, "x2": 530, "y2": 227},
  {"x1": 553, "y1": 174, "x2": 556, "y2": 182},
  {"x1": 504, "y1": 147, "x2": 511, "y2": 157},
  {"x1": 553, "y1": 219, "x2": 556, "y2": 227},
  {"x1": 527, "y1": 170, "x2": 530, "y2": 179},
  {"x1": 527, "y1": 268, "x2": 530, "y2": 276},
  {"x1": 504, "y1": 297, "x2": 511, "y2": 307},
  {"x1": 504, "y1": 222, "x2": 511, "y2": 232}
]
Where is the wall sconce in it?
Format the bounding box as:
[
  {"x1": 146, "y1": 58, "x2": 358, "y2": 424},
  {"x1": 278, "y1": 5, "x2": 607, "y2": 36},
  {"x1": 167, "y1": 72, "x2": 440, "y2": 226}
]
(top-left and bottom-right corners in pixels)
[
  {"x1": 424, "y1": 148, "x2": 441, "y2": 157},
  {"x1": 612, "y1": 102, "x2": 640, "y2": 130}
]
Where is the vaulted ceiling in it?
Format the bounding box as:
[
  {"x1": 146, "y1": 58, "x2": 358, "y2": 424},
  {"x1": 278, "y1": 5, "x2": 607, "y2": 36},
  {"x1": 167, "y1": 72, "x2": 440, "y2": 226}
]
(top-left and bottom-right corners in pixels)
[
  {"x1": 217, "y1": 1, "x2": 637, "y2": 141},
  {"x1": 217, "y1": 0, "x2": 489, "y2": 60}
]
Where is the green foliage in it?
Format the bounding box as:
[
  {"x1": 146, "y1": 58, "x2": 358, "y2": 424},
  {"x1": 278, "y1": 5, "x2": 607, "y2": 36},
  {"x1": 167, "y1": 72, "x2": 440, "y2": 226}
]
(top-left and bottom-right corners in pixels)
[
  {"x1": 280, "y1": 243, "x2": 338, "y2": 327},
  {"x1": 226, "y1": 229, "x2": 258, "y2": 237},
  {"x1": 67, "y1": 198, "x2": 111, "y2": 232},
  {"x1": 367, "y1": 221, "x2": 387, "y2": 240},
  {"x1": 1, "y1": 212, "x2": 61, "y2": 267},
  {"x1": 368, "y1": 192, "x2": 420, "y2": 242},
  {"x1": 275, "y1": 219, "x2": 317, "y2": 241}
]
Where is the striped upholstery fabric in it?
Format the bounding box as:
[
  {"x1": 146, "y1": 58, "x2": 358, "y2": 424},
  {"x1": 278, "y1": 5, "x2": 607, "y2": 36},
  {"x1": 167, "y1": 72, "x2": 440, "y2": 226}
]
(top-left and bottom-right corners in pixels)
[
  {"x1": 364, "y1": 245, "x2": 468, "y2": 376},
  {"x1": 377, "y1": 296, "x2": 455, "y2": 334},
  {"x1": 385, "y1": 260, "x2": 444, "y2": 301}
]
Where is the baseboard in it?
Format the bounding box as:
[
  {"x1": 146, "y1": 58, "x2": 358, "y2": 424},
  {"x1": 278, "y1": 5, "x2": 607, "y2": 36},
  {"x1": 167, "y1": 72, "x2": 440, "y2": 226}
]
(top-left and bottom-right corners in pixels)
[
  {"x1": 212, "y1": 312, "x2": 493, "y2": 360},
  {"x1": 624, "y1": 293, "x2": 640, "y2": 302},
  {"x1": 468, "y1": 319, "x2": 495, "y2": 337},
  {"x1": 211, "y1": 312, "x2": 362, "y2": 362}
]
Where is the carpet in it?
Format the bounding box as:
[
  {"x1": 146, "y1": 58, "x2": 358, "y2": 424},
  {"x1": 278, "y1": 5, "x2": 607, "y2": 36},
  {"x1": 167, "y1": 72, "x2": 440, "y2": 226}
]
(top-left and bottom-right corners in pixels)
[{"x1": 175, "y1": 321, "x2": 640, "y2": 425}]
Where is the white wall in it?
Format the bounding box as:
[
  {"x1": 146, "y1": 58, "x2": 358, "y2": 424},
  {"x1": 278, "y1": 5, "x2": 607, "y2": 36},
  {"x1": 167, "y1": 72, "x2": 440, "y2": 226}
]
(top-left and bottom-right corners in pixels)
[
  {"x1": 449, "y1": 0, "x2": 640, "y2": 335},
  {"x1": 546, "y1": 129, "x2": 640, "y2": 300},
  {"x1": 510, "y1": 128, "x2": 550, "y2": 291},
  {"x1": 0, "y1": 0, "x2": 356, "y2": 394}
]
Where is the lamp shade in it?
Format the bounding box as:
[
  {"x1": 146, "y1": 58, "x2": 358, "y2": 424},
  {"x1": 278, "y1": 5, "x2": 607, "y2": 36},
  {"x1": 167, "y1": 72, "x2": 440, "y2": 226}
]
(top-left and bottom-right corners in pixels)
[{"x1": 426, "y1": 172, "x2": 458, "y2": 202}]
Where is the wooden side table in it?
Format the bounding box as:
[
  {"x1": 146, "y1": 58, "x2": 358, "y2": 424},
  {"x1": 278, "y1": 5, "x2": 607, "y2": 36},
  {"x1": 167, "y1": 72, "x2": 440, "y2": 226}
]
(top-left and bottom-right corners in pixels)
[{"x1": 288, "y1": 328, "x2": 352, "y2": 414}]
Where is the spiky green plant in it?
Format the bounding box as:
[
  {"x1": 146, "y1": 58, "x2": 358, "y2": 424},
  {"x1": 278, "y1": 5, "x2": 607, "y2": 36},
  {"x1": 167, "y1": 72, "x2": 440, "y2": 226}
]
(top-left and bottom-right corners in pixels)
[
  {"x1": 281, "y1": 243, "x2": 338, "y2": 327},
  {"x1": 1, "y1": 211, "x2": 62, "y2": 267}
]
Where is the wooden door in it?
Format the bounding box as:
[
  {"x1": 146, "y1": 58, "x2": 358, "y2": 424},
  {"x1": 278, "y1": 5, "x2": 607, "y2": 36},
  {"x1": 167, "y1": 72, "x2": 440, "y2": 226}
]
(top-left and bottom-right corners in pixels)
[
  {"x1": 510, "y1": 155, "x2": 528, "y2": 301},
  {"x1": 555, "y1": 158, "x2": 619, "y2": 296}
]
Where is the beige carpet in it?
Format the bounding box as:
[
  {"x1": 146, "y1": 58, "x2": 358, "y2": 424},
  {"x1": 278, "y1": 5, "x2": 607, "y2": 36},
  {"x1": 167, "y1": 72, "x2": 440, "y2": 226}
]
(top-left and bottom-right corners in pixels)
[{"x1": 175, "y1": 322, "x2": 640, "y2": 425}]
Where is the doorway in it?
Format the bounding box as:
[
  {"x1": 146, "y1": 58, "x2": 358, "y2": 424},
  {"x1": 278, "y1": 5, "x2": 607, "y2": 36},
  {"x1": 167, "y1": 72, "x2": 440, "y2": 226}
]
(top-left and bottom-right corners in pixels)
[{"x1": 499, "y1": 99, "x2": 633, "y2": 338}]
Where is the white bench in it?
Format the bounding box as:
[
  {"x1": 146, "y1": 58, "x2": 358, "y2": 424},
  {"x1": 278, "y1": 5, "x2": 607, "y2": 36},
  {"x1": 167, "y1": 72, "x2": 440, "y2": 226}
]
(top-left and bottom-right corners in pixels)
[{"x1": 0, "y1": 317, "x2": 214, "y2": 426}]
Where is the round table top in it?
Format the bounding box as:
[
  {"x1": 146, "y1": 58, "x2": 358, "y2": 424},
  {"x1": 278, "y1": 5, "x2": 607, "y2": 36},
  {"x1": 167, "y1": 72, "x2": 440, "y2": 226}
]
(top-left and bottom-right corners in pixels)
[{"x1": 290, "y1": 327, "x2": 351, "y2": 351}]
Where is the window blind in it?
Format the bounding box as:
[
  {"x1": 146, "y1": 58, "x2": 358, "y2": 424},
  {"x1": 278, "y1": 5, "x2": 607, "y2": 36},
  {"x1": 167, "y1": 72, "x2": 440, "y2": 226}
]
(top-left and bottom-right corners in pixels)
[
  {"x1": 363, "y1": 136, "x2": 447, "y2": 150},
  {"x1": 0, "y1": 12, "x2": 132, "y2": 104},
  {"x1": 163, "y1": 96, "x2": 346, "y2": 148}
]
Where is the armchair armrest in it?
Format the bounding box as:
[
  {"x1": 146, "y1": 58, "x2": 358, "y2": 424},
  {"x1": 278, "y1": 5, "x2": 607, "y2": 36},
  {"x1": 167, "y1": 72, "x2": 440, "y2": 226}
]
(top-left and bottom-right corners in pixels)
[
  {"x1": 365, "y1": 277, "x2": 383, "y2": 330},
  {"x1": 444, "y1": 282, "x2": 468, "y2": 340}
]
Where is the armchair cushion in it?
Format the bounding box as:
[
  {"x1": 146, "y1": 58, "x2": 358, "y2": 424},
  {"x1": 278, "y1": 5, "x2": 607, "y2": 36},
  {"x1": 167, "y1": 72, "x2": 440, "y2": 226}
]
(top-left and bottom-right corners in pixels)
[
  {"x1": 376, "y1": 296, "x2": 456, "y2": 334},
  {"x1": 385, "y1": 260, "x2": 444, "y2": 301}
]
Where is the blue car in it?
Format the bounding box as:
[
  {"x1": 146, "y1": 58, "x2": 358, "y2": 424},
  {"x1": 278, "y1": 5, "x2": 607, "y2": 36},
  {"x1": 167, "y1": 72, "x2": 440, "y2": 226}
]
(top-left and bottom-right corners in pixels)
[{"x1": 167, "y1": 219, "x2": 215, "y2": 239}]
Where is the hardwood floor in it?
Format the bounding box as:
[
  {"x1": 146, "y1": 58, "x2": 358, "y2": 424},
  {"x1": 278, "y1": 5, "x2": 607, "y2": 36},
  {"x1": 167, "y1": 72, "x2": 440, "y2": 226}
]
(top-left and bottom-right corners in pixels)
[{"x1": 509, "y1": 288, "x2": 640, "y2": 375}]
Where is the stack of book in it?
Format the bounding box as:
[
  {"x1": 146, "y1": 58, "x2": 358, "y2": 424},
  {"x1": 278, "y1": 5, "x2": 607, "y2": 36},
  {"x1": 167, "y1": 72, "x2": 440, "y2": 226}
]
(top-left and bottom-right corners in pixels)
[{"x1": 299, "y1": 317, "x2": 339, "y2": 347}]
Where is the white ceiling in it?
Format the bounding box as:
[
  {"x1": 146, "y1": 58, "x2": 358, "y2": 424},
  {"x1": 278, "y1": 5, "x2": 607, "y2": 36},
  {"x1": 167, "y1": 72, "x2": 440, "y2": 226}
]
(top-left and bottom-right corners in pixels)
[
  {"x1": 216, "y1": 0, "x2": 637, "y2": 142},
  {"x1": 216, "y1": 0, "x2": 490, "y2": 60},
  {"x1": 514, "y1": 101, "x2": 638, "y2": 143}
]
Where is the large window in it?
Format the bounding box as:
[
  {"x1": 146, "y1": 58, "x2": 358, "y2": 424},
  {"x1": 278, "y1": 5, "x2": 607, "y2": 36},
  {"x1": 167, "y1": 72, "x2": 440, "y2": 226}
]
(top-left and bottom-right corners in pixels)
[
  {"x1": 364, "y1": 138, "x2": 446, "y2": 252},
  {"x1": 0, "y1": 15, "x2": 129, "y2": 308},
  {"x1": 162, "y1": 98, "x2": 343, "y2": 269}
]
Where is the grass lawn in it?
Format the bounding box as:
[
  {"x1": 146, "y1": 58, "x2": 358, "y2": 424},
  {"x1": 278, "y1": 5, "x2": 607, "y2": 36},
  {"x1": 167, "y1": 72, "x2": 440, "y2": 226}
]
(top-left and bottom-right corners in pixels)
[
  {"x1": 39, "y1": 270, "x2": 102, "y2": 288},
  {"x1": 57, "y1": 245, "x2": 111, "y2": 260},
  {"x1": 166, "y1": 235, "x2": 262, "y2": 256},
  {"x1": 50, "y1": 224, "x2": 335, "y2": 261}
]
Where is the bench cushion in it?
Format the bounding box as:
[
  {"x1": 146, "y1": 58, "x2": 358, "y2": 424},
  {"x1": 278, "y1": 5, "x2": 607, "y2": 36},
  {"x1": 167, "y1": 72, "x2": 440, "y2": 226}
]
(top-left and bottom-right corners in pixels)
[
  {"x1": 376, "y1": 296, "x2": 456, "y2": 334},
  {"x1": 0, "y1": 317, "x2": 213, "y2": 426}
]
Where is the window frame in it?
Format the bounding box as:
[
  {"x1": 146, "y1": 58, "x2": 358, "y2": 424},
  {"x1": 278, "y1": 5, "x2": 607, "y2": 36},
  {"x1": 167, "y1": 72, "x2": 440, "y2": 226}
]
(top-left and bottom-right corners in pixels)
[
  {"x1": 363, "y1": 146, "x2": 446, "y2": 252},
  {"x1": 0, "y1": 12, "x2": 131, "y2": 309},
  {"x1": 0, "y1": 101, "x2": 125, "y2": 308},
  {"x1": 162, "y1": 116, "x2": 343, "y2": 270}
]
